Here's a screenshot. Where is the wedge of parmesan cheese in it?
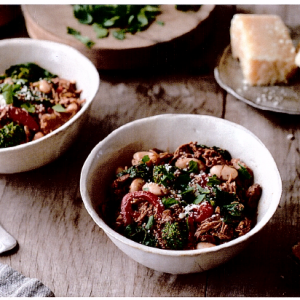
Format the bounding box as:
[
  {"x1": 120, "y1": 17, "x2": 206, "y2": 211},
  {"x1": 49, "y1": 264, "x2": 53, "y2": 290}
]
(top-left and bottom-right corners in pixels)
[{"x1": 230, "y1": 14, "x2": 297, "y2": 86}]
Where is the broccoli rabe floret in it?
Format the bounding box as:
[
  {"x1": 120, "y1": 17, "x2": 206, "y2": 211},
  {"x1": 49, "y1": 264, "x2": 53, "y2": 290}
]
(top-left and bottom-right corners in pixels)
[
  {"x1": 0, "y1": 122, "x2": 26, "y2": 148},
  {"x1": 161, "y1": 221, "x2": 188, "y2": 250}
]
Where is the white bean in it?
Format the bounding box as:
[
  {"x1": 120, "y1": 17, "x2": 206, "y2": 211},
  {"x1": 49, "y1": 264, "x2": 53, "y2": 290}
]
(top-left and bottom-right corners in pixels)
[
  {"x1": 175, "y1": 157, "x2": 206, "y2": 171},
  {"x1": 142, "y1": 182, "x2": 168, "y2": 196},
  {"x1": 129, "y1": 178, "x2": 145, "y2": 192},
  {"x1": 39, "y1": 80, "x2": 52, "y2": 94},
  {"x1": 65, "y1": 102, "x2": 78, "y2": 113},
  {"x1": 196, "y1": 242, "x2": 216, "y2": 249},
  {"x1": 33, "y1": 132, "x2": 44, "y2": 140},
  {"x1": 132, "y1": 151, "x2": 156, "y2": 166},
  {"x1": 210, "y1": 164, "x2": 238, "y2": 181}
]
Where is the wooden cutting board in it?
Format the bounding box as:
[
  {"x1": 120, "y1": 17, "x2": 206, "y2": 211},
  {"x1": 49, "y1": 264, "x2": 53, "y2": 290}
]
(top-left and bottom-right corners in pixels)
[{"x1": 22, "y1": 5, "x2": 216, "y2": 69}]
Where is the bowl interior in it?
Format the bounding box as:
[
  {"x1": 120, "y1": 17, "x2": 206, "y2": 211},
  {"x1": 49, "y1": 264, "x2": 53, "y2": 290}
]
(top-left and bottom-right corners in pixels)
[
  {"x1": 0, "y1": 38, "x2": 99, "y2": 148},
  {"x1": 81, "y1": 114, "x2": 282, "y2": 254},
  {"x1": 0, "y1": 38, "x2": 99, "y2": 109}
]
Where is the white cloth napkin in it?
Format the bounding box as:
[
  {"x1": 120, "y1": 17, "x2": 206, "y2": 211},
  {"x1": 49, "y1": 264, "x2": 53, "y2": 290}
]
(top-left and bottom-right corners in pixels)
[{"x1": 0, "y1": 263, "x2": 54, "y2": 297}]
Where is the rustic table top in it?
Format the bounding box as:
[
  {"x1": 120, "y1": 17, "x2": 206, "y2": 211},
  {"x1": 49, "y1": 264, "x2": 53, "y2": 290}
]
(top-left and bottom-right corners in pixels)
[{"x1": 0, "y1": 5, "x2": 300, "y2": 297}]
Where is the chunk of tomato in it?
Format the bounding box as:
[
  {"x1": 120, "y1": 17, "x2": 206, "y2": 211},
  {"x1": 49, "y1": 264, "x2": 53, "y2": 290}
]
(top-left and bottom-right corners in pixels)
[
  {"x1": 7, "y1": 107, "x2": 39, "y2": 131},
  {"x1": 191, "y1": 201, "x2": 214, "y2": 223},
  {"x1": 121, "y1": 191, "x2": 164, "y2": 226}
]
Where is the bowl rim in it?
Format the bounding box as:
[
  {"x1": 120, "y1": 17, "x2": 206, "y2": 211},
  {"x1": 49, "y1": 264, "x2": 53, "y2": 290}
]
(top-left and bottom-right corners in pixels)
[
  {"x1": 0, "y1": 37, "x2": 100, "y2": 152},
  {"x1": 80, "y1": 113, "x2": 282, "y2": 257}
]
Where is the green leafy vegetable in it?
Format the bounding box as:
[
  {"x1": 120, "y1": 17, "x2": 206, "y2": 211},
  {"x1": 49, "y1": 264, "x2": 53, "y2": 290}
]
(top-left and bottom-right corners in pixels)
[
  {"x1": 21, "y1": 102, "x2": 35, "y2": 113},
  {"x1": 221, "y1": 202, "x2": 245, "y2": 223},
  {"x1": 180, "y1": 186, "x2": 194, "y2": 196},
  {"x1": 153, "y1": 162, "x2": 199, "y2": 202},
  {"x1": 197, "y1": 185, "x2": 210, "y2": 194},
  {"x1": 207, "y1": 175, "x2": 221, "y2": 187},
  {"x1": 188, "y1": 160, "x2": 198, "y2": 174},
  {"x1": 238, "y1": 164, "x2": 252, "y2": 180},
  {"x1": 124, "y1": 223, "x2": 157, "y2": 247},
  {"x1": 0, "y1": 122, "x2": 26, "y2": 148},
  {"x1": 4, "y1": 63, "x2": 56, "y2": 82},
  {"x1": 213, "y1": 187, "x2": 239, "y2": 205},
  {"x1": 67, "y1": 27, "x2": 95, "y2": 49},
  {"x1": 162, "y1": 197, "x2": 180, "y2": 208},
  {"x1": 193, "y1": 193, "x2": 206, "y2": 204},
  {"x1": 153, "y1": 164, "x2": 176, "y2": 187},
  {"x1": 141, "y1": 155, "x2": 150, "y2": 163},
  {"x1": 145, "y1": 215, "x2": 154, "y2": 230},
  {"x1": 198, "y1": 144, "x2": 232, "y2": 161},
  {"x1": 70, "y1": 5, "x2": 161, "y2": 45},
  {"x1": 0, "y1": 83, "x2": 14, "y2": 104},
  {"x1": 117, "y1": 162, "x2": 150, "y2": 180},
  {"x1": 212, "y1": 146, "x2": 232, "y2": 161},
  {"x1": 52, "y1": 104, "x2": 66, "y2": 112},
  {"x1": 92, "y1": 23, "x2": 109, "y2": 38},
  {"x1": 73, "y1": 5, "x2": 94, "y2": 24},
  {"x1": 0, "y1": 82, "x2": 24, "y2": 105},
  {"x1": 113, "y1": 29, "x2": 126, "y2": 40}
]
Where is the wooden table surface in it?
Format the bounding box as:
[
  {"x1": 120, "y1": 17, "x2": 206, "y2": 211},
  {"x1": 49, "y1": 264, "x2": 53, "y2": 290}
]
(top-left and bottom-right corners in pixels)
[{"x1": 0, "y1": 5, "x2": 300, "y2": 297}]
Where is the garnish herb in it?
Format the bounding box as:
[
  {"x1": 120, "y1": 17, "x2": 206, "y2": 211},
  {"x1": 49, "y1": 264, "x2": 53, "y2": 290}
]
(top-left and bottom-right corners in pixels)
[
  {"x1": 20, "y1": 102, "x2": 35, "y2": 113},
  {"x1": 162, "y1": 197, "x2": 180, "y2": 208},
  {"x1": 153, "y1": 164, "x2": 176, "y2": 187},
  {"x1": 0, "y1": 83, "x2": 15, "y2": 104},
  {"x1": 198, "y1": 144, "x2": 232, "y2": 161},
  {"x1": 67, "y1": 27, "x2": 95, "y2": 49},
  {"x1": 52, "y1": 104, "x2": 66, "y2": 112},
  {"x1": 193, "y1": 193, "x2": 206, "y2": 204},
  {"x1": 145, "y1": 215, "x2": 154, "y2": 230},
  {"x1": 221, "y1": 202, "x2": 245, "y2": 223},
  {"x1": 238, "y1": 163, "x2": 252, "y2": 180},
  {"x1": 207, "y1": 175, "x2": 221, "y2": 187},
  {"x1": 142, "y1": 155, "x2": 150, "y2": 163},
  {"x1": 68, "y1": 5, "x2": 161, "y2": 46},
  {"x1": 188, "y1": 160, "x2": 198, "y2": 174},
  {"x1": 68, "y1": 5, "x2": 202, "y2": 47},
  {"x1": 5, "y1": 63, "x2": 56, "y2": 82},
  {"x1": 92, "y1": 23, "x2": 109, "y2": 39},
  {"x1": 117, "y1": 162, "x2": 150, "y2": 180}
]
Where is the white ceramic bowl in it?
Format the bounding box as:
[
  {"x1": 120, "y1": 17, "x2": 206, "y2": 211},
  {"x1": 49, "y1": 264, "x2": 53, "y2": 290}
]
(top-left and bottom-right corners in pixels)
[
  {"x1": 0, "y1": 38, "x2": 100, "y2": 173},
  {"x1": 80, "y1": 114, "x2": 282, "y2": 274}
]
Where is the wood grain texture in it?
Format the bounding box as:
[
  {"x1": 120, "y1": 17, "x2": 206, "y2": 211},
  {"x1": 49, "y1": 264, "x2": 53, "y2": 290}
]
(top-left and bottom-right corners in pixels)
[{"x1": 0, "y1": 5, "x2": 300, "y2": 297}]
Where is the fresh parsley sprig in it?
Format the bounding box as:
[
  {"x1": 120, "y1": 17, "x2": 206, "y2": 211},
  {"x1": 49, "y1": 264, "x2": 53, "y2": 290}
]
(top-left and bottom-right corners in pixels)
[
  {"x1": 67, "y1": 27, "x2": 95, "y2": 49},
  {"x1": 67, "y1": 5, "x2": 161, "y2": 47}
]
